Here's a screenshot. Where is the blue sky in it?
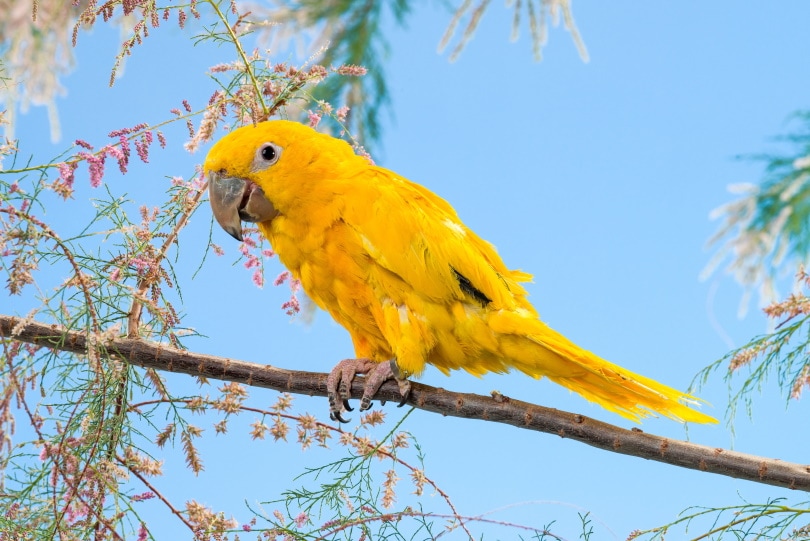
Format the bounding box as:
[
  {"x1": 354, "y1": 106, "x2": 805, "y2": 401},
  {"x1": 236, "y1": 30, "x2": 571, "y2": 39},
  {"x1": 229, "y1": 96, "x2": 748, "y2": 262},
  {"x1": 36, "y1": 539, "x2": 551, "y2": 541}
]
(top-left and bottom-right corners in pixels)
[{"x1": 8, "y1": 2, "x2": 810, "y2": 539}]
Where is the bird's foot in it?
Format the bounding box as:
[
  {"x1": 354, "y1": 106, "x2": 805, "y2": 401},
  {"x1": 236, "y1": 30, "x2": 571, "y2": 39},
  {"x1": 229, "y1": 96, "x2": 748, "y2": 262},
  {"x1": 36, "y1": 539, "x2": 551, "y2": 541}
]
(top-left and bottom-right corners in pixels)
[{"x1": 327, "y1": 358, "x2": 411, "y2": 423}]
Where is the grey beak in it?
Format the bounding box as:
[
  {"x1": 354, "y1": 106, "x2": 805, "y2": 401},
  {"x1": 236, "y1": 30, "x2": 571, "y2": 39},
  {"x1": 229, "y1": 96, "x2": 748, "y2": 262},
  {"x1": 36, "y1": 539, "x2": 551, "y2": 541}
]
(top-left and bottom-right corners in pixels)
[
  {"x1": 208, "y1": 171, "x2": 279, "y2": 242},
  {"x1": 208, "y1": 171, "x2": 247, "y2": 241}
]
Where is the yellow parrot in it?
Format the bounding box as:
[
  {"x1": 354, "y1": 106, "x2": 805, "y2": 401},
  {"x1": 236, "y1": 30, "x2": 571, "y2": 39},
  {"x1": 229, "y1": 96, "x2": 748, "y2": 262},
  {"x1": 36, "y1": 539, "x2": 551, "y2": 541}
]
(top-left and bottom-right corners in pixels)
[{"x1": 205, "y1": 120, "x2": 716, "y2": 425}]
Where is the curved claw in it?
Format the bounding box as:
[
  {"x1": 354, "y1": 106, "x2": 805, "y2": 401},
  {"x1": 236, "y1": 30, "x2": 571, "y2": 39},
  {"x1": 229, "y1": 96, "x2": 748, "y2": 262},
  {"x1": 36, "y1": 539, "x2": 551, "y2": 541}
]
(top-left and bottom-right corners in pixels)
[
  {"x1": 330, "y1": 410, "x2": 351, "y2": 424},
  {"x1": 326, "y1": 358, "x2": 411, "y2": 420},
  {"x1": 327, "y1": 358, "x2": 377, "y2": 422},
  {"x1": 397, "y1": 380, "x2": 412, "y2": 407}
]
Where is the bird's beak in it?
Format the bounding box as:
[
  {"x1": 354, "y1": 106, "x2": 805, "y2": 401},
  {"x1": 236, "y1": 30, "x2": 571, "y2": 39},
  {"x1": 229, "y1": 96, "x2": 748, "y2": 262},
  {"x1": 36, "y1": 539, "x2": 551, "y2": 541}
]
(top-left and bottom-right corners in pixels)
[{"x1": 207, "y1": 170, "x2": 279, "y2": 242}]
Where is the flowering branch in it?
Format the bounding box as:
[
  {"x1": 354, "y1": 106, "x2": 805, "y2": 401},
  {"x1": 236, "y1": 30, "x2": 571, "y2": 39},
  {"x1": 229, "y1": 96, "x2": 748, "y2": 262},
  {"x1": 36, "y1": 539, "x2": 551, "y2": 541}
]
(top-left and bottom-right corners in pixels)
[
  {"x1": 116, "y1": 454, "x2": 195, "y2": 533},
  {"x1": 125, "y1": 178, "x2": 207, "y2": 338},
  {"x1": 3, "y1": 314, "x2": 808, "y2": 493}
]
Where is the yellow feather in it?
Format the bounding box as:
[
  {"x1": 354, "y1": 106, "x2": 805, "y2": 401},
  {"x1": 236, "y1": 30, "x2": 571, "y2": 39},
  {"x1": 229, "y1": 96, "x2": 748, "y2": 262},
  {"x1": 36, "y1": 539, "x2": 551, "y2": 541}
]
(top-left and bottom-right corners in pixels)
[{"x1": 205, "y1": 120, "x2": 717, "y2": 424}]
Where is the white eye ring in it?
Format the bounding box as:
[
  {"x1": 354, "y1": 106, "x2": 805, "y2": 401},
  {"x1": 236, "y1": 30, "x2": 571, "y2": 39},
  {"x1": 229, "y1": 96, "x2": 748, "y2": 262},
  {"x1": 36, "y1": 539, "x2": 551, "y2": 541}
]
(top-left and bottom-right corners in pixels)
[{"x1": 253, "y1": 142, "x2": 282, "y2": 171}]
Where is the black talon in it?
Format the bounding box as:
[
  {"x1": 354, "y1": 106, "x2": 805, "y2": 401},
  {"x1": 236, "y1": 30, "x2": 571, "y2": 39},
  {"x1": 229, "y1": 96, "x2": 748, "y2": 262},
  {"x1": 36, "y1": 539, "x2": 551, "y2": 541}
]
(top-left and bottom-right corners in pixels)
[
  {"x1": 342, "y1": 399, "x2": 353, "y2": 412},
  {"x1": 397, "y1": 393, "x2": 410, "y2": 407},
  {"x1": 330, "y1": 410, "x2": 351, "y2": 423}
]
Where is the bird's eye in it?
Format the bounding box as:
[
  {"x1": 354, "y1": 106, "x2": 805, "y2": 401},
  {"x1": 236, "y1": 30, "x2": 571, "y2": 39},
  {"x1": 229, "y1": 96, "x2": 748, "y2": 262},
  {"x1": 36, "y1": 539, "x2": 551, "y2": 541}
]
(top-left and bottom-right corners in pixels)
[
  {"x1": 261, "y1": 145, "x2": 276, "y2": 161},
  {"x1": 253, "y1": 142, "x2": 282, "y2": 170}
]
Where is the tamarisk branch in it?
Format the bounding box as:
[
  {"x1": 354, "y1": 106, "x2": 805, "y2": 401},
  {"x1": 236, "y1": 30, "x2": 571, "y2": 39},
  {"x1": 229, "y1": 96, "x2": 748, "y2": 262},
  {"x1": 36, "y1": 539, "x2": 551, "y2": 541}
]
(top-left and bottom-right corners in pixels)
[{"x1": 2, "y1": 314, "x2": 809, "y2": 492}]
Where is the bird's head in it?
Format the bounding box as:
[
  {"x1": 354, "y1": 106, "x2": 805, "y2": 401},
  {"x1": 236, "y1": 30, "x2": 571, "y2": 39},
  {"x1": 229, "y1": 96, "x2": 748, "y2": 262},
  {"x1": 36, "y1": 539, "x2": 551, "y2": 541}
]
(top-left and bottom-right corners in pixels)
[{"x1": 204, "y1": 120, "x2": 363, "y2": 241}]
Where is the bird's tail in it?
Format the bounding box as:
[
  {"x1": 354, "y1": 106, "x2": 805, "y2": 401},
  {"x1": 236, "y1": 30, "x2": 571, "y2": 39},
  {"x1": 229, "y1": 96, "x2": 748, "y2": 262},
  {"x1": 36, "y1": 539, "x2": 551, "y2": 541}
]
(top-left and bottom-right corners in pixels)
[{"x1": 489, "y1": 311, "x2": 717, "y2": 424}]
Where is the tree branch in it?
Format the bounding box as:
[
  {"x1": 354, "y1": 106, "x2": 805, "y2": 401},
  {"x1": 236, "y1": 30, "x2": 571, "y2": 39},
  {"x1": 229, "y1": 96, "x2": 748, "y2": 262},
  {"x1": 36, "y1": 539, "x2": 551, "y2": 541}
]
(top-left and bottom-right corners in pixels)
[{"x1": 3, "y1": 314, "x2": 809, "y2": 492}]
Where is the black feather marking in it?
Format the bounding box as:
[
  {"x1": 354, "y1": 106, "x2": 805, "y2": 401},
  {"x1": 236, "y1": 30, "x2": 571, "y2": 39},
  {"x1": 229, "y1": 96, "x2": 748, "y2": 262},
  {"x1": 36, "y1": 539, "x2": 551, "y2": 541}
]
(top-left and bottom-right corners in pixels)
[{"x1": 451, "y1": 267, "x2": 492, "y2": 306}]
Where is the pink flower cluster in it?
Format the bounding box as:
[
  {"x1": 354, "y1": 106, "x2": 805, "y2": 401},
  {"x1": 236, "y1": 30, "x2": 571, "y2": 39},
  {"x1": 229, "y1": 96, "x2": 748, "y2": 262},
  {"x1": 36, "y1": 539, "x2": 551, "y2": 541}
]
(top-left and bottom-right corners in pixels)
[
  {"x1": 53, "y1": 123, "x2": 163, "y2": 197},
  {"x1": 275, "y1": 271, "x2": 302, "y2": 316}
]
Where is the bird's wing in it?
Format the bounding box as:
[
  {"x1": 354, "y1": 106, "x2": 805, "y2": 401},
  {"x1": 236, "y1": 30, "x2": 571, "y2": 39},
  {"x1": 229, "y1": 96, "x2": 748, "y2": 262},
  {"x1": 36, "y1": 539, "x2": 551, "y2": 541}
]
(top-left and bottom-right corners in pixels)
[{"x1": 340, "y1": 166, "x2": 533, "y2": 312}]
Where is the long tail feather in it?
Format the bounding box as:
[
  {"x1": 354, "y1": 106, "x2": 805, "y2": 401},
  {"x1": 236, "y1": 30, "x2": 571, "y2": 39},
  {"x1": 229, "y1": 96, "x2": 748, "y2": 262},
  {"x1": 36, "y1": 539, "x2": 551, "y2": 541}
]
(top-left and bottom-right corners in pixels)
[{"x1": 489, "y1": 311, "x2": 717, "y2": 423}]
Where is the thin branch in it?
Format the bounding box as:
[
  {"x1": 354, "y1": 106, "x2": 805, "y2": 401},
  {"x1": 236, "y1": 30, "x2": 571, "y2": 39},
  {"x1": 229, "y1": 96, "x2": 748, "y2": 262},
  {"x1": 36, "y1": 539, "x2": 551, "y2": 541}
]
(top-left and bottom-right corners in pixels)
[
  {"x1": 126, "y1": 179, "x2": 206, "y2": 338},
  {"x1": 3, "y1": 314, "x2": 809, "y2": 493},
  {"x1": 115, "y1": 454, "x2": 195, "y2": 533}
]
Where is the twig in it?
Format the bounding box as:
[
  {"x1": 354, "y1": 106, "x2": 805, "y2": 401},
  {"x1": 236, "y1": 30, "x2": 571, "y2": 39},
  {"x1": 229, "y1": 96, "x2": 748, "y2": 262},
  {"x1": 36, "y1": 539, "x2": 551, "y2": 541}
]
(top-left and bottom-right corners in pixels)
[
  {"x1": 3, "y1": 314, "x2": 810, "y2": 493},
  {"x1": 116, "y1": 454, "x2": 195, "y2": 533},
  {"x1": 125, "y1": 179, "x2": 206, "y2": 338}
]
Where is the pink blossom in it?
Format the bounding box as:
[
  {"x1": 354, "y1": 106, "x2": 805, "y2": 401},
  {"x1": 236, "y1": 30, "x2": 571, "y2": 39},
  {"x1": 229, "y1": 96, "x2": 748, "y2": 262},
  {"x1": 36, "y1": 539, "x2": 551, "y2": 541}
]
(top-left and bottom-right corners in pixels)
[
  {"x1": 74, "y1": 151, "x2": 106, "y2": 187},
  {"x1": 242, "y1": 524, "x2": 252, "y2": 532},
  {"x1": 335, "y1": 64, "x2": 367, "y2": 76},
  {"x1": 208, "y1": 89, "x2": 224, "y2": 106},
  {"x1": 109, "y1": 268, "x2": 121, "y2": 282},
  {"x1": 131, "y1": 492, "x2": 155, "y2": 502},
  {"x1": 109, "y1": 125, "x2": 144, "y2": 137},
  {"x1": 182, "y1": 99, "x2": 192, "y2": 112},
  {"x1": 210, "y1": 62, "x2": 234, "y2": 73},
  {"x1": 157, "y1": 131, "x2": 166, "y2": 148},
  {"x1": 57, "y1": 162, "x2": 77, "y2": 186},
  {"x1": 307, "y1": 111, "x2": 322, "y2": 128},
  {"x1": 135, "y1": 140, "x2": 149, "y2": 163},
  {"x1": 211, "y1": 243, "x2": 224, "y2": 256},
  {"x1": 274, "y1": 271, "x2": 290, "y2": 286},
  {"x1": 129, "y1": 258, "x2": 149, "y2": 272},
  {"x1": 262, "y1": 249, "x2": 275, "y2": 258},
  {"x1": 308, "y1": 65, "x2": 328, "y2": 80},
  {"x1": 105, "y1": 144, "x2": 124, "y2": 161},
  {"x1": 294, "y1": 512, "x2": 308, "y2": 528},
  {"x1": 75, "y1": 139, "x2": 93, "y2": 150},
  {"x1": 252, "y1": 269, "x2": 264, "y2": 288},
  {"x1": 117, "y1": 136, "x2": 131, "y2": 173},
  {"x1": 282, "y1": 294, "x2": 300, "y2": 315},
  {"x1": 263, "y1": 79, "x2": 280, "y2": 97},
  {"x1": 104, "y1": 144, "x2": 127, "y2": 175},
  {"x1": 137, "y1": 523, "x2": 148, "y2": 541},
  {"x1": 355, "y1": 145, "x2": 374, "y2": 165},
  {"x1": 336, "y1": 106, "x2": 350, "y2": 122}
]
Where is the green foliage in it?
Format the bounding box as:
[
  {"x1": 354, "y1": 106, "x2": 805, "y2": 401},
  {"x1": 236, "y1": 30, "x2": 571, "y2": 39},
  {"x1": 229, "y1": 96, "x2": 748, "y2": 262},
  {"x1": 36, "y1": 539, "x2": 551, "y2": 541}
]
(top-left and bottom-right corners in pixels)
[
  {"x1": 691, "y1": 110, "x2": 810, "y2": 541},
  {"x1": 698, "y1": 115, "x2": 810, "y2": 424},
  {"x1": 629, "y1": 497, "x2": 810, "y2": 541},
  {"x1": 694, "y1": 297, "x2": 810, "y2": 425},
  {"x1": 291, "y1": 0, "x2": 411, "y2": 144},
  {"x1": 745, "y1": 112, "x2": 810, "y2": 260},
  {"x1": 705, "y1": 112, "x2": 810, "y2": 310}
]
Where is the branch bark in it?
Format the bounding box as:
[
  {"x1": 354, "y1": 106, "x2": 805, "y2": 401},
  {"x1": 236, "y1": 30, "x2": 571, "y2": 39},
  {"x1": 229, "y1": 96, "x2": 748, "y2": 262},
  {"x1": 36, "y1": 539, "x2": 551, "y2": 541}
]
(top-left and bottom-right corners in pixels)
[{"x1": 3, "y1": 314, "x2": 809, "y2": 492}]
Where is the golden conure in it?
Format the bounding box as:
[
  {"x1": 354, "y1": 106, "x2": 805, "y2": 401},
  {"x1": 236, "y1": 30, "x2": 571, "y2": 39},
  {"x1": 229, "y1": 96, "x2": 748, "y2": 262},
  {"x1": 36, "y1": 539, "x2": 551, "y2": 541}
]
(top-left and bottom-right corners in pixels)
[{"x1": 205, "y1": 120, "x2": 716, "y2": 425}]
